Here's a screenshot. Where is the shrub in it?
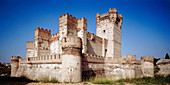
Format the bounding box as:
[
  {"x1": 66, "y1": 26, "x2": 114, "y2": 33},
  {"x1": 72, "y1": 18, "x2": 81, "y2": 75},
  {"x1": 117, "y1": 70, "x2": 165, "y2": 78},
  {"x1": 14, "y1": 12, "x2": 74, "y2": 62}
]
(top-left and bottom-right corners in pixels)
[
  {"x1": 39, "y1": 76, "x2": 60, "y2": 83},
  {"x1": 50, "y1": 77, "x2": 60, "y2": 83},
  {"x1": 0, "y1": 68, "x2": 11, "y2": 77}
]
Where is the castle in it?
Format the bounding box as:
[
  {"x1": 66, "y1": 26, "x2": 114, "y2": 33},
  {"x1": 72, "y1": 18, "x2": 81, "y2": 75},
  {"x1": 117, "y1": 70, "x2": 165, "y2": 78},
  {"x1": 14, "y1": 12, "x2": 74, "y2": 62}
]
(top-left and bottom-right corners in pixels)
[{"x1": 11, "y1": 8, "x2": 154, "y2": 82}]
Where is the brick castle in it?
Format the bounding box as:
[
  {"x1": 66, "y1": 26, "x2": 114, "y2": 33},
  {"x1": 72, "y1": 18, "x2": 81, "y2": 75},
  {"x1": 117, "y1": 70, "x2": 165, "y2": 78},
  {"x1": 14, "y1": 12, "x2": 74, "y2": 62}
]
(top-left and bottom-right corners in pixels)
[{"x1": 11, "y1": 8, "x2": 154, "y2": 82}]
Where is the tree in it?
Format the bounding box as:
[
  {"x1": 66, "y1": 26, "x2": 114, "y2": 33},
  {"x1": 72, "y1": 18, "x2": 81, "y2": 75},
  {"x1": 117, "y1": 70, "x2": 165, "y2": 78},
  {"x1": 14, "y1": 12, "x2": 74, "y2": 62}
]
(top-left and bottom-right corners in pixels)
[{"x1": 165, "y1": 53, "x2": 170, "y2": 59}]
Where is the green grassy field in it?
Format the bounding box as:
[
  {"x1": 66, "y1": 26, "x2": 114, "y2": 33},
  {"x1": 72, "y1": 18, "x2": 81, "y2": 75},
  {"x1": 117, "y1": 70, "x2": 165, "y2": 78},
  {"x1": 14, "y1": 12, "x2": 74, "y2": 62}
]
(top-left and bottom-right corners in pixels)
[{"x1": 89, "y1": 75, "x2": 170, "y2": 85}]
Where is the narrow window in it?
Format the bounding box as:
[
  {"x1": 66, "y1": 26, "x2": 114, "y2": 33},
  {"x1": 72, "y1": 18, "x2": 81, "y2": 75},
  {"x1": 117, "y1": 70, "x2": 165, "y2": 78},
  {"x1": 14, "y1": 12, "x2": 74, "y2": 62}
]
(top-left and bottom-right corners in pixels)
[{"x1": 103, "y1": 30, "x2": 106, "y2": 33}]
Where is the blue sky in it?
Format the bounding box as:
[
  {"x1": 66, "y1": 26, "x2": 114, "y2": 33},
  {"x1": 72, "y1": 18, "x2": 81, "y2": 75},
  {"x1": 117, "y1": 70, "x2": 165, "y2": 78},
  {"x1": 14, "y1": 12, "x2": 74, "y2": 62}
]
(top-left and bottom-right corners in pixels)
[{"x1": 0, "y1": 0, "x2": 170, "y2": 63}]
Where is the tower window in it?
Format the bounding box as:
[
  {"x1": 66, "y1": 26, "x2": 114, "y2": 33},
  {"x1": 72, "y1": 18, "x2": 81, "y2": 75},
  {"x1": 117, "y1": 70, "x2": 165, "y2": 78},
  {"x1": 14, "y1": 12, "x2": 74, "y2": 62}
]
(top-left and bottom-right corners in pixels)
[{"x1": 103, "y1": 30, "x2": 106, "y2": 33}]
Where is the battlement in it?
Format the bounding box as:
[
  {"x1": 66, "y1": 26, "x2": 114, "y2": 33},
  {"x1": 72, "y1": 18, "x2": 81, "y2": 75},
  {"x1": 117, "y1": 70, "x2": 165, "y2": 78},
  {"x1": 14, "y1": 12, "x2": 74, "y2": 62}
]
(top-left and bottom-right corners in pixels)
[
  {"x1": 62, "y1": 37, "x2": 82, "y2": 49},
  {"x1": 120, "y1": 55, "x2": 139, "y2": 64},
  {"x1": 11, "y1": 56, "x2": 21, "y2": 60},
  {"x1": 59, "y1": 13, "x2": 77, "y2": 22},
  {"x1": 35, "y1": 27, "x2": 51, "y2": 35},
  {"x1": 128, "y1": 55, "x2": 136, "y2": 61},
  {"x1": 26, "y1": 41, "x2": 34, "y2": 44},
  {"x1": 109, "y1": 8, "x2": 117, "y2": 13},
  {"x1": 82, "y1": 53, "x2": 105, "y2": 63},
  {"x1": 77, "y1": 17, "x2": 87, "y2": 24},
  {"x1": 26, "y1": 41, "x2": 35, "y2": 49},
  {"x1": 59, "y1": 13, "x2": 87, "y2": 22},
  {"x1": 96, "y1": 8, "x2": 123, "y2": 23},
  {"x1": 51, "y1": 32, "x2": 59, "y2": 38},
  {"x1": 87, "y1": 32, "x2": 103, "y2": 42},
  {"x1": 141, "y1": 56, "x2": 154, "y2": 63}
]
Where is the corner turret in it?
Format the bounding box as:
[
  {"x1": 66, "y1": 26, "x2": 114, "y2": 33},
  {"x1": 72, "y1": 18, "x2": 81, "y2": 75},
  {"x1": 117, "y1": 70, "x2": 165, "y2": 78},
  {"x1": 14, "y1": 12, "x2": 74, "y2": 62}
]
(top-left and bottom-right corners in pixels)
[
  {"x1": 61, "y1": 36, "x2": 82, "y2": 82},
  {"x1": 11, "y1": 56, "x2": 21, "y2": 77}
]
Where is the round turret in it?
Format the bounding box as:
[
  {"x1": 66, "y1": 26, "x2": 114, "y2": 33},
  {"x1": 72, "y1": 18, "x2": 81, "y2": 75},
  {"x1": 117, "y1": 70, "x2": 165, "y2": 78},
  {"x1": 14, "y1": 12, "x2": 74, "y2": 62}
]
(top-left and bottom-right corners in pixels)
[
  {"x1": 61, "y1": 36, "x2": 82, "y2": 82},
  {"x1": 11, "y1": 56, "x2": 21, "y2": 77}
]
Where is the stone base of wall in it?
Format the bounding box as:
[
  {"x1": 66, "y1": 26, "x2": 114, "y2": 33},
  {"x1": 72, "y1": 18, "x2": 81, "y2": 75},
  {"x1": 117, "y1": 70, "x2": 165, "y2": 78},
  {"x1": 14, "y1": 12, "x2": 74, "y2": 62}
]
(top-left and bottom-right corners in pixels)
[{"x1": 15, "y1": 63, "x2": 62, "y2": 81}]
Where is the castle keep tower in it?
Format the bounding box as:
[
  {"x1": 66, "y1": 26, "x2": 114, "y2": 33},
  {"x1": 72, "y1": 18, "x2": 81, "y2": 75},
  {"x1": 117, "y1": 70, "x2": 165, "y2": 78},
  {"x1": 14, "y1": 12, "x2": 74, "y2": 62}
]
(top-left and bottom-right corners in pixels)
[
  {"x1": 61, "y1": 36, "x2": 82, "y2": 82},
  {"x1": 96, "y1": 8, "x2": 123, "y2": 58},
  {"x1": 34, "y1": 27, "x2": 51, "y2": 57},
  {"x1": 59, "y1": 13, "x2": 87, "y2": 53}
]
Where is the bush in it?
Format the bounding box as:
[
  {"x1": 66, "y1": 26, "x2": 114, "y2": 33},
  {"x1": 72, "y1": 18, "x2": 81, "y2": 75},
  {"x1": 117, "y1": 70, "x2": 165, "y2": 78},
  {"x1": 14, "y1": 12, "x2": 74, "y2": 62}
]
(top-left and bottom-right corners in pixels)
[
  {"x1": 50, "y1": 77, "x2": 60, "y2": 83},
  {"x1": 0, "y1": 68, "x2": 11, "y2": 77}
]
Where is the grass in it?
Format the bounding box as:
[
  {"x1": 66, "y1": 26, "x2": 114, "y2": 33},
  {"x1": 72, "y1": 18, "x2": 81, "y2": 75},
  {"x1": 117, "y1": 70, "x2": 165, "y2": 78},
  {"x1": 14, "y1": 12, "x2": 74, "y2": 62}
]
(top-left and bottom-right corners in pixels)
[
  {"x1": 83, "y1": 82, "x2": 88, "y2": 84},
  {"x1": 116, "y1": 75, "x2": 170, "y2": 84},
  {"x1": 91, "y1": 77, "x2": 115, "y2": 84},
  {"x1": 89, "y1": 75, "x2": 170, "y2": 84},
  {"x1": 50, "y1": 77, "x2": 60, "y2": 83},
  {"x1": 39, "y1": 76, "x2": 60, "y2": 83}
]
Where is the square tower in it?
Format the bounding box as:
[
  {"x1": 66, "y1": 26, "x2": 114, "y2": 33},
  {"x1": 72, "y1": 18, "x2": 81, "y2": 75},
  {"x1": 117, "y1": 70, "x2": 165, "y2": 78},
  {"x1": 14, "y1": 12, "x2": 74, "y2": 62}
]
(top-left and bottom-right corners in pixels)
[{"x1": 96, "y1": 8, "x2": 123, "y2": 58}]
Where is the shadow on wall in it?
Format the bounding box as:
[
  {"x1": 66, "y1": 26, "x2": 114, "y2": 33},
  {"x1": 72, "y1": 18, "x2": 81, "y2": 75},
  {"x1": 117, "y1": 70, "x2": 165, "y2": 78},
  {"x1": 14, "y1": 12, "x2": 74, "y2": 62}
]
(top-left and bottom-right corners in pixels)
[
  {"x1": 81, "y1": 54, "x2": 106, "y2": 81},
  {"x1": 87, "y1": 40, "x2": 95, "y2": 55},
  {"x1": 82, "y1": 54, "x2": 96, "y2": 81}
]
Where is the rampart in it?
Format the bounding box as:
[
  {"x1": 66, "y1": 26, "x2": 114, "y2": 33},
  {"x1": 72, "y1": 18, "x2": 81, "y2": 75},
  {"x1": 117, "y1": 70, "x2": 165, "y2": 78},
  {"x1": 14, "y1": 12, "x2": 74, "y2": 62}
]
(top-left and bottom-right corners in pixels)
[{"x1": 81, "y1": 54, "x2": 154, "y2": 79}]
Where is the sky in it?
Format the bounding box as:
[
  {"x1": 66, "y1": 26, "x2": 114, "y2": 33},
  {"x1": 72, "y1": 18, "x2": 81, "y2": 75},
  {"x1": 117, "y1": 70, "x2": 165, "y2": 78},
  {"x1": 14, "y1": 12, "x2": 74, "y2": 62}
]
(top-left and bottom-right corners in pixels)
[{"x1": 0, "y1": 0, "x2": 170, "y2": 63}]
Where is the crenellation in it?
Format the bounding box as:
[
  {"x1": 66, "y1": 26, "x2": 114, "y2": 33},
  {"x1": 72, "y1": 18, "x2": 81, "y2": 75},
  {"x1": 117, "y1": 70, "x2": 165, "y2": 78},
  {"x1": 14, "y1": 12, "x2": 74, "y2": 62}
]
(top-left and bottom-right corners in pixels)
[
  {"x1": 141, "y1": 56, "x2": 154, "y2": 63},
  {"x1": 109, "y1": 8, "x2": 117, "y2": 13}
]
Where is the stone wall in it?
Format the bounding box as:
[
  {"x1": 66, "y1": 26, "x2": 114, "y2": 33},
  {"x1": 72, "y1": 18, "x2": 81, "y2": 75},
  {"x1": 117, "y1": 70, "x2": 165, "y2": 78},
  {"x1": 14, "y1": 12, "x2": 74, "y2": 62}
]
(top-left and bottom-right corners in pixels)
[
  {"x1": 81, "y1": 54, "x2": 154, "y2": 80},
  {"x1": 50, "y1": 32, "x2": 60, "y2": 55},
  {"x1": 82, "y1": 53, "x2": 105, "y2": 79},
  {"x1": 86, "y1": 32, "x2": 107, "y2": 56},
  {"x1": 12, "y1": 54, "x2": 62, "y2": 81},
  {"x1": 26, "y1": 41, "x2": 35, "y2": 58},
  {"x1": 156, "y1": 59, "x2": 170, "y2": 77},
  {"x1": 141, "y1": 56, "x2": 154, "y2": 77},
  {"x1": 11, "y1": 54, "x2": 154, "y2": 82}
]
